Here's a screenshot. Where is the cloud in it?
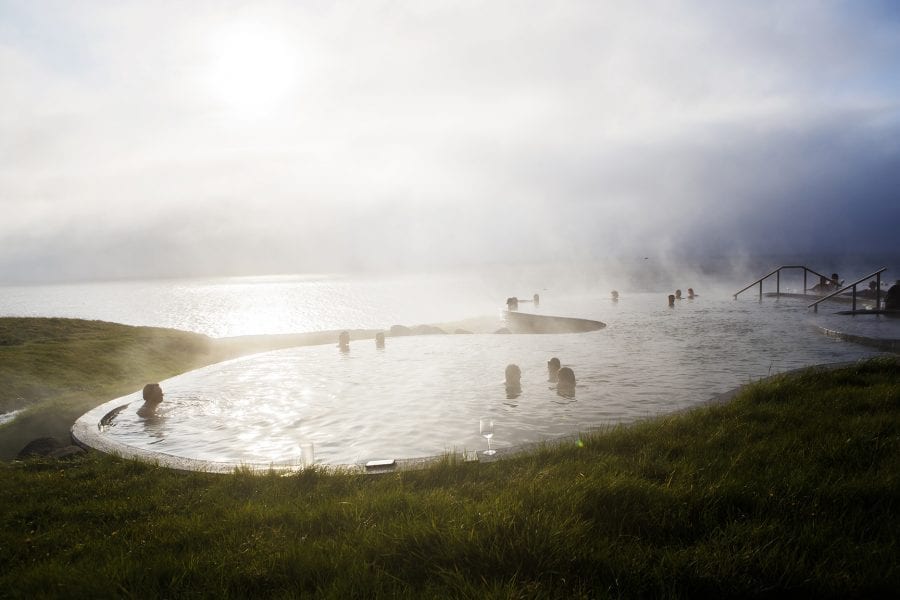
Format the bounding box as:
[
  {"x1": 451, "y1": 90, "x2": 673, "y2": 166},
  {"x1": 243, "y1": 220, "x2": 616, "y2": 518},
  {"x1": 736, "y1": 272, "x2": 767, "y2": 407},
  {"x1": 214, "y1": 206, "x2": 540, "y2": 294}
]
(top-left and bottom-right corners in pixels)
[{"x1": 1, "y1": 1, "x2": 899, "y2": 282}]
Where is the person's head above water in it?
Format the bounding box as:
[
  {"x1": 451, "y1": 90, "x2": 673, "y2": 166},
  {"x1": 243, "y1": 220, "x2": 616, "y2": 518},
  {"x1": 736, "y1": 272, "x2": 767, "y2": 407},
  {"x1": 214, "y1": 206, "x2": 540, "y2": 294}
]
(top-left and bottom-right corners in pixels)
[
  {"x1": 505, "y1": 364, "x2": 521, "y2": 385},
  {"x1": 547, "y1": 357, "x2": 561, "y2": 381},
  {"x1": 556, "y1": 367, "x2": 576, "y2": 396},
  {"x1": 142, "y1": 383, "x2": 163, "y2": 404},
  {"x1": 138, "y1": 383, "x2": 164, "y2": 418}
]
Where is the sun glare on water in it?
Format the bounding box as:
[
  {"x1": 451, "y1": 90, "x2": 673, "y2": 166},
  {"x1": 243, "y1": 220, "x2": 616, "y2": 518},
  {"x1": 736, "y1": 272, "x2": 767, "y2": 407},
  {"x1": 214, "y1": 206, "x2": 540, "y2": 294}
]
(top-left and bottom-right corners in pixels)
[{"x1": 205, "y1": 22, "x2": 300, "y2": 118}]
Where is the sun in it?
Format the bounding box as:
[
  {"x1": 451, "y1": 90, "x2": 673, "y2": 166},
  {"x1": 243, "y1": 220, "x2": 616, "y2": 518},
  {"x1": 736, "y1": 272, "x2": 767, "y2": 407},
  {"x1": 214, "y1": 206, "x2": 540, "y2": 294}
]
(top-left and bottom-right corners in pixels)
[{"x1": 205, "y1": 22, "x2": 300, "y2": 117}]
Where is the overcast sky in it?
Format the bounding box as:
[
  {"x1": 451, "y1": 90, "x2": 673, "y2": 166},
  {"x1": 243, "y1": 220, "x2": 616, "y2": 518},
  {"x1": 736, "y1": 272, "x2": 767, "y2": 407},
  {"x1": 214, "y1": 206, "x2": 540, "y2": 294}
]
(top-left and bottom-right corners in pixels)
[{"x1": 1, "y1": 1, "x2": 899, "y2": 283}]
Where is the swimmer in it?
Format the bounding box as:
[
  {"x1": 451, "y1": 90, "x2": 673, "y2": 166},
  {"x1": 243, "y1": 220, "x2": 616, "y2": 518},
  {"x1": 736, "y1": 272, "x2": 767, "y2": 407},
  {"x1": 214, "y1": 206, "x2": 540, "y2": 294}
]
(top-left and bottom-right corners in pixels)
[
  {"x1": 668, "y1": 294, "x2": 675, "y2": 307},
  {"x1": 137, "y1": 383, "x2": 164, "y2": 418},
  {"x1": 886, "y1": 280, "x2": 900, "y2": 311},
  {"x1": 611, "y1": 290, "x2": 619, "y2": 301},
  {"x1": 505, "y1": 363, "x2": 522, "y2": 398},
  {"x1": 557, "y1": 367, "x2": 576, "y2": 398},
  {"x1": 533, "y1": 293, "x2": 540, "y2": 307},
  {"x1": 811, "y1": 276, "x2": 830, "y2": 293},
  {"x1": 375, "y1": 331, "x2": 385, "y2": 348},
  {"x1": 505, "y1": 364, "x2": 521, "y2": 387},
  {"x1": 687, "y1": 288, "x2": 696, "y2": 299},
  {"x1": 675, "y1": 289, "x2": 682, "y2": 300},
  {"x1": 547, "y1": 357, "x2": 561, "y2": 382},
  {"x1": 338, "y1": 330, "x2": 350, "y2": 351}
]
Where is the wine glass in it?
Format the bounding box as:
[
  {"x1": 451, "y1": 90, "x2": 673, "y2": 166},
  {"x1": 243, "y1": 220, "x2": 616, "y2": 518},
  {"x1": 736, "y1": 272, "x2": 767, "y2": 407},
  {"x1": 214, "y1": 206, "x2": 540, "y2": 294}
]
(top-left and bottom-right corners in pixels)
[{"x1": 479, "y1": 418, "x2": 496, "y2": 455}]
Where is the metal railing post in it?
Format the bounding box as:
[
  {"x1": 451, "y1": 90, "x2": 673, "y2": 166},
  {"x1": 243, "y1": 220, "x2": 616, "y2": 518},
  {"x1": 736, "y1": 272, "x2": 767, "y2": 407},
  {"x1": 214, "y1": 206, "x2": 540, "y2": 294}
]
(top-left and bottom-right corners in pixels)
[
  {"x1": 804, "y1": 269, "x2": 808, "y2": 295},
  {"x1": 877, "y1": 272, "x2": 882, "y2": 309},
  {"x1": 808, "y1": 267, "x2": 887, "y2": 312},
  {"x1": 776, "y1": 269, "x2": 781, "y2": 295}
]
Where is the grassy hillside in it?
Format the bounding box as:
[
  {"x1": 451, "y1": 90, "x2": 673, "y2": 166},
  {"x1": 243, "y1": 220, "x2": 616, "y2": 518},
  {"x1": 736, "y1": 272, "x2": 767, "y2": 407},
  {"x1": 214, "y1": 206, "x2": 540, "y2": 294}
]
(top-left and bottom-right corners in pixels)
[{"x1": 0, "y1": 318, "x2": 221, "y2": 459}]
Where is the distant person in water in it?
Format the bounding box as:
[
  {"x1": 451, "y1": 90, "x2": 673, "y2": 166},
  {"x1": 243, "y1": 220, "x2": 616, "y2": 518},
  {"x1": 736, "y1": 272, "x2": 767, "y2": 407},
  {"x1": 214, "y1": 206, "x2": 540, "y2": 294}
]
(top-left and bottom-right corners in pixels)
[
  {"x1": 505, "y1": 364, "x2": 522, "y2": 398},
  {"x1": 338, "y1": 330, "x2": 350, "y2": 351},
  {"x1": 506, "y1": 297, "x2": 519, "y2": 311},
  {"x1": 811, "y1": 276, "x2": 830, "y2": 293},
  {"x1": 687, "y1": 288, "x2": 696, "y2": 299},
  {"x1": 533, "y1": 293, "x2": 540, "y2": 307},
  {"x1": 137, "y1": 383, "x2": 164, "y2": 418},
  {"x1": 885, "y1": 281, "x2": 900, "y2": 311},
  {"x1": 375, "y1": 331, "x2": 385, "y2": 348},
  {"x1": 547, "y1": 357, "x2": 561, "y2": 382},
  {"x1": 675, "y1": 289, "x2": 682, "y2": 300},
  {"x1": 556, "y1": 367, "x2": 575, "y2": 398},
  {"x1": 611, "y1": 290, "x2": 619, "y2": 301},
  {"x1": 668, "y1": 294, "x2": 675, "y2": 307}
]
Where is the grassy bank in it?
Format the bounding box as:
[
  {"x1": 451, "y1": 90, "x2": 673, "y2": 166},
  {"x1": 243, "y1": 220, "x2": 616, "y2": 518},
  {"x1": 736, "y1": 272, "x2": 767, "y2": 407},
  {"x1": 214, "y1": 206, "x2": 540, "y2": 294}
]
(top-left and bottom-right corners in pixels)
[{"x1": 0, "y1": 319, "x2": 898, "y2": 597}]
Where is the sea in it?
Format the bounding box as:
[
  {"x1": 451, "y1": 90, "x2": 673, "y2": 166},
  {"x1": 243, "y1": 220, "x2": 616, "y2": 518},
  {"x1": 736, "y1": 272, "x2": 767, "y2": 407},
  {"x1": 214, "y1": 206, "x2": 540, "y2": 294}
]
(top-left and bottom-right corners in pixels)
[{"x1": 3, "y1": 260, "x2": 900, "y2": 466}]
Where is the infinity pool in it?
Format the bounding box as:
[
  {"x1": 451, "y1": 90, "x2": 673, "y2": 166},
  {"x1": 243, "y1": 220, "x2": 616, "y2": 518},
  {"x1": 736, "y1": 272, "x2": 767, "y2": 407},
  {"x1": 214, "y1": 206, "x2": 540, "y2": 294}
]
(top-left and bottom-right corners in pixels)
[{"x1": 74, "y1": 292, "x2": 891, "y2": 469}]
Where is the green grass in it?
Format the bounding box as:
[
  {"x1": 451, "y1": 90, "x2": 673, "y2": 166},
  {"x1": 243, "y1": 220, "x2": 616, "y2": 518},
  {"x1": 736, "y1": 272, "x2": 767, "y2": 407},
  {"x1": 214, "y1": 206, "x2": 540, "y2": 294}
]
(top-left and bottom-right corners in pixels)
[
  {"x1": 0, "y1": 319, "x2": 898, "y2": 597},
  {"x1": 0, "y1": 318, "x2": 224, "y2": 460}
]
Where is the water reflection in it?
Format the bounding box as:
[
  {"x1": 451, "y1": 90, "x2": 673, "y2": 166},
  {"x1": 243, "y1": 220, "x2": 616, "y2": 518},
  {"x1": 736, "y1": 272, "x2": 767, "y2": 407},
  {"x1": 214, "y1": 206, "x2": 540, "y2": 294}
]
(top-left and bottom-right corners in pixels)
[{"x1": 96, "y1": 293, "x2": 885, "y2": 466}]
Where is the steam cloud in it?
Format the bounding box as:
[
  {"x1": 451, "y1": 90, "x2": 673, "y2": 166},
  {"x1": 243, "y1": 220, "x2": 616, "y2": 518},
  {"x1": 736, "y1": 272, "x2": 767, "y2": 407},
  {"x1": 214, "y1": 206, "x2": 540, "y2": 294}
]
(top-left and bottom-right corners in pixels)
[{"x1": 1, "y1": 1, "x2": 899, "y2": 283}]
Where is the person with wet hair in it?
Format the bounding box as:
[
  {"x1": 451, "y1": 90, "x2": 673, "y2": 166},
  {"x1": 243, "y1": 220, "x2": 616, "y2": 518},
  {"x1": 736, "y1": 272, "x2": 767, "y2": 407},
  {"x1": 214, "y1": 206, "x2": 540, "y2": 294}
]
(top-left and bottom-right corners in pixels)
[
  {"x1": 505, "y1": 363, "x2": 522, "y2": 398},
  {"x1": 557, "y1": 367, "x2": 576, "y2": 397},
  {"x1": 668, "y1": 294, "x2": 676, "y2": 307},
  {"x1": 137, "y1": 383, "x2": 164, "y2": 418},
  {"x1": 885, "y1": 280, "x2": 900, "y2": 311},
  {"x1": 547, "y1": 357, "x2": 561, "y2": 382},
  {"x1": 810, "y1": 276, "x2": 828, "y2": 293},
  {"x1": 687, "y1": 288, "x2": 696, "y2": 299},
  {"x1": 674, "y1": 289, "x2": 682, "y2": 300}
]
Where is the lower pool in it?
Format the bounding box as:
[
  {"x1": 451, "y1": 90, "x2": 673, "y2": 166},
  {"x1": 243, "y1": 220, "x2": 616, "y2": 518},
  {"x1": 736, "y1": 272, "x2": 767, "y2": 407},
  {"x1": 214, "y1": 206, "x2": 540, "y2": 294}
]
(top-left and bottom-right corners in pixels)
[{"x1": 73, "y1": 292, "x2": 892, "y2": 470}]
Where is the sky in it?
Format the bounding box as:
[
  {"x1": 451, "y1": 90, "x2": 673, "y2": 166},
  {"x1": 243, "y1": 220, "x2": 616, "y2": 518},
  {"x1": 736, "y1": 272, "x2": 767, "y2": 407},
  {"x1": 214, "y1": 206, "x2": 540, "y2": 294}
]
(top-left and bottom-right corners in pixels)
[{"x1": 1, "y1": 0, "x2": 899, "y2": 283}]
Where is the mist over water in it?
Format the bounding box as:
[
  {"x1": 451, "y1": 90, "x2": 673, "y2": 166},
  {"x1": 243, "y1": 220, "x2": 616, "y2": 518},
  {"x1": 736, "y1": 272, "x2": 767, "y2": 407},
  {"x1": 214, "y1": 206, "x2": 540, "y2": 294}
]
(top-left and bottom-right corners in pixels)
[
  {"x1": 2, "y1": 258, "x2": 898, "y2": 337},
  {"x1": 29, "y1": 258, "x2": 892, "y2": 467}
]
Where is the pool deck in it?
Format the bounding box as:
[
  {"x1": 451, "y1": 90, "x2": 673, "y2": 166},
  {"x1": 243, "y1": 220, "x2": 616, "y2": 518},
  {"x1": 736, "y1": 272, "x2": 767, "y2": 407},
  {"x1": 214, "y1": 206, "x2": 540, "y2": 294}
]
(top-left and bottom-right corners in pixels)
[{"x1": 809, "y1": 309, "x2": 900, "y2": 353}]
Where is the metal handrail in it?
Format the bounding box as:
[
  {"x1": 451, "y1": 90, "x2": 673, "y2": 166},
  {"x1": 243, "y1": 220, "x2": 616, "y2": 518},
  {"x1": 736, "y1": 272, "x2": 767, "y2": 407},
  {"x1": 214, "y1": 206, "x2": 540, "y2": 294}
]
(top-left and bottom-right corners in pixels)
[
  {"x1": 808, "y1": 267, "x2": 887, "y2": 312},
  {"x1": 733, "y1": 265, "x2": 833, "y2": 300}
]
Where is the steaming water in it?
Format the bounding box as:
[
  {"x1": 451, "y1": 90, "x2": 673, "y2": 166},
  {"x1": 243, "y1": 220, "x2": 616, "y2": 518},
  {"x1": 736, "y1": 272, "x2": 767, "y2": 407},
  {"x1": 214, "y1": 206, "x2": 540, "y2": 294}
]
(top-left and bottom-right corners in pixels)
[
  {"x1": 84, "y1": 292, "x2": 895, "y2": 467},
  {"x1": 4, "y1": 269, "x2": 898, "y2": 467}
]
